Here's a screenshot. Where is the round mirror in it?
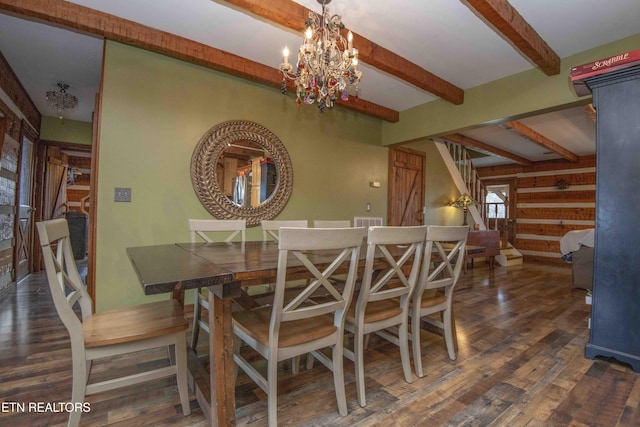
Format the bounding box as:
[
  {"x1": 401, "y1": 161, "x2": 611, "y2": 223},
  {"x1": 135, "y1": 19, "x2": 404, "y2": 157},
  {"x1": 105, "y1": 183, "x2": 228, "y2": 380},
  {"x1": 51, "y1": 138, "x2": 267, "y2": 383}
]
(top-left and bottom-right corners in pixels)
[{"x1": 191, "y1": 120, "x2": 293, "y2": 227}]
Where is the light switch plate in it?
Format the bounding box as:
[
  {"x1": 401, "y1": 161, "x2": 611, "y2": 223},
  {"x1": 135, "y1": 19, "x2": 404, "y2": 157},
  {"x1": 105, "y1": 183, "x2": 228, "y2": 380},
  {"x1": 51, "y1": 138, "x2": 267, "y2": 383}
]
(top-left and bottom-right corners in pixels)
[{"x1": 114, "y1": 187, "x2": 132, "y2": 202}]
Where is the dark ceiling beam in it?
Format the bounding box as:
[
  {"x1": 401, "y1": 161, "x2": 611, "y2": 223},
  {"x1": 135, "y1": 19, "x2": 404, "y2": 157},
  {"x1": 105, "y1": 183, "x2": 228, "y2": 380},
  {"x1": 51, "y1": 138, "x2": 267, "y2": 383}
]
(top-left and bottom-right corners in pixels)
[
  {"x1": 221, "y1": 0, "x2": 465, "y2": 105},
  {"x1": 0, "y1": 0, "x2": 399, "y2": 122},
  {"x1": 504, "y1": 121, "x2": 579, "y2": 162},
  {"x1": 462, "y1": 0, "x2": 561, "y2": 75},
  {"x1": 442, "y1": 133, "x2": 533, "y2": 166}
]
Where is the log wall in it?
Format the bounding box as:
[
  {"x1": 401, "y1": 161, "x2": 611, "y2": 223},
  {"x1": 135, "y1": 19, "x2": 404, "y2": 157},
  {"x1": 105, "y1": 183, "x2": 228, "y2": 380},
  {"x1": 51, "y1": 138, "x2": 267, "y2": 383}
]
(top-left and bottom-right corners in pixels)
[
  {"x1": 477, "y1": 155, "x2": 595, "y2": 263},
  {"x1": 0, "y1": 50, "x2": 40, "y2": 292}
]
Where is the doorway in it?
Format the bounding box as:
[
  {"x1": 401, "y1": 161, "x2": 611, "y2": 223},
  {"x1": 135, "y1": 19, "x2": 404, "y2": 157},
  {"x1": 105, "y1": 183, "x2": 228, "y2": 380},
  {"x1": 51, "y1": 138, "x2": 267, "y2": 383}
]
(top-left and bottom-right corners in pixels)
[
  {"x1": 387, "y1": 147, "x2": 425, "y2": 226},
  {"x1": 15, "y1": 126, "x2": 37, "y2": 283},
  {"x1": 484, "y1": 179, "x2": 516, "y2": 246}
]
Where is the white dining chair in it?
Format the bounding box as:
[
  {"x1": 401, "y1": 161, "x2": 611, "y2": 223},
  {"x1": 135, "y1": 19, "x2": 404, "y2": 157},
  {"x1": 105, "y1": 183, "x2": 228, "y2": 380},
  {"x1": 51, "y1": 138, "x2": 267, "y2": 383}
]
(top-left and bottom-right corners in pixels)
[
  {"x1": 189, "y1": 219, "x2": 246, "y2": 350},
  {"x1": 261, "y1": 220, "x2": 322, "y2": 374},
  {"x1": 233, "y1": 227, "x2": 363, "y2": 426},
  {"x1": 261, "y1": 219, "x2": 308, "y2": 241},
  {"x1": 313, "y1": 220, "x2": 351, "y2": 228},
  {"x1": 342, "y1": 225, "x2": 427, "y2": 406},
  {"x1": 37, "y1": 219, "x2": 191, "y2": 427},
  {"x1": 411, "y1": 225, "x2": 469, "y2": 377}
]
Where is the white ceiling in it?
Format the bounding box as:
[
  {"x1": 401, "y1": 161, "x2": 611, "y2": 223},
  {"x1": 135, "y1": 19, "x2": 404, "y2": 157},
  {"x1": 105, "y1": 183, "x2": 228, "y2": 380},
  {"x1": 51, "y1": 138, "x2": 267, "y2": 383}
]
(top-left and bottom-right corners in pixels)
[{"x1": 1, "y1": 0, "x2": 639, "y2": 166}]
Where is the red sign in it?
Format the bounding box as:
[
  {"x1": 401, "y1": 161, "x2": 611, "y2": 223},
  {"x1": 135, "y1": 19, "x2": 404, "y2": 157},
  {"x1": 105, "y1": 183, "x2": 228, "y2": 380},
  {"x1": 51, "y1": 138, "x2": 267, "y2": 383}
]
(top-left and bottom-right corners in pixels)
[{"x1": 571, "y1": 49, "x2": 640, "y2": 96}]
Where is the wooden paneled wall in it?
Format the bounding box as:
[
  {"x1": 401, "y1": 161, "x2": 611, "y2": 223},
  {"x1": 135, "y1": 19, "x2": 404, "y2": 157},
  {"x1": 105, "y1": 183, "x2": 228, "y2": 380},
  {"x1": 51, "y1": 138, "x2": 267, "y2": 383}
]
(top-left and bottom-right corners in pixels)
[
  {"x1": 0, "y1": 133, "x2": 19, "y2": 291},
  {"x1": 0, "y1": 50, "x2": 40, "y2": 134},
  {"x1": 0, "y1": 49, "x2": 41, "y2": 291},
  {"x1": 477, "y1": 155, "x2": 595, "y2": 263}
]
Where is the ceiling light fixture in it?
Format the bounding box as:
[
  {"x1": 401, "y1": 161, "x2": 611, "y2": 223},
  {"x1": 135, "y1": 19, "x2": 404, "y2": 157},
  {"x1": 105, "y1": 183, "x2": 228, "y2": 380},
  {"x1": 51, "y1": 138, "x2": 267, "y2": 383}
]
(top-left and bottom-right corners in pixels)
[
  {"x1": 46, "y1": 82, "x2": 78, "y2": 119},
  {"x1": 279, "y1": 0, "x2": 362, "y2": 113}
]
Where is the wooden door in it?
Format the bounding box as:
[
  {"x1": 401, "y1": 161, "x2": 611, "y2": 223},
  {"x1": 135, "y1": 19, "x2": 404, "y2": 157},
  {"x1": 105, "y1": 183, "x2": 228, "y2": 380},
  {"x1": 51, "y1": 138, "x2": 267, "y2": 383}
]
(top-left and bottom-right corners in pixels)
[
  {"x1": 42, "y1": 146, "x2": 68, "y2": 221},
  {"x1": 15, "y1": 129, "x2": 36, "y2": 282},
  {"x1": 388, "y1": 147, "x2": 425, "y2": 226}
]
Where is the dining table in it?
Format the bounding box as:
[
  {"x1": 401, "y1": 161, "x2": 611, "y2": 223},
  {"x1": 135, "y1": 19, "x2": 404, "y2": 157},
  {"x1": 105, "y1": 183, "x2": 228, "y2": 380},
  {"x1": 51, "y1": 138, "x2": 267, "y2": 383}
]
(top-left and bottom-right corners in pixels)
[{"x1": 126, "y1": 238, "x2": 485, "y2": 426}]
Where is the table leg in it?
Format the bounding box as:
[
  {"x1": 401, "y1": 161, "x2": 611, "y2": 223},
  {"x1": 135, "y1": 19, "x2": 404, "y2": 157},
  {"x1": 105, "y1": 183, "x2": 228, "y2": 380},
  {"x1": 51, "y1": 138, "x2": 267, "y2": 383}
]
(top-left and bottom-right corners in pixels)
[
  {"x1": 208, "y1": 289, "x2": 236, "y2": 426},
  {"x1": 172, "y1": 282, "x2": 185, "y2": 307}
]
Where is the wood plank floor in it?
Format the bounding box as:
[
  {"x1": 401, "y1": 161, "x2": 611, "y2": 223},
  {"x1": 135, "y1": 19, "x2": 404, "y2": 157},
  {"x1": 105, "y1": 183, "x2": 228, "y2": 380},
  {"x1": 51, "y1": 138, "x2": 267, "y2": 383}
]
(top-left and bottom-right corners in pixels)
[{"x1": 1, "y1": 260, "x2": 639, "y2": 426}]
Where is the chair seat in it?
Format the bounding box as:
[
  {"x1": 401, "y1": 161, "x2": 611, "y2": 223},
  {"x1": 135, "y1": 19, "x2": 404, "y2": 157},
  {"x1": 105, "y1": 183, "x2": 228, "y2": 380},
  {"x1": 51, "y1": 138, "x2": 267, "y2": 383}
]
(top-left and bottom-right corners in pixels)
[
  {"x1": 84, "y1": 300, "x2": 188, "y2": 348},
  {"x1": 233, "y1": 306, "x2": 337, "y2": 348},
  {"x1": 415, "y1": 291, "x2": 447, "y2": 309},
  {"x1": 346, "y1": 297, "x2": 403, "y2": 324}
]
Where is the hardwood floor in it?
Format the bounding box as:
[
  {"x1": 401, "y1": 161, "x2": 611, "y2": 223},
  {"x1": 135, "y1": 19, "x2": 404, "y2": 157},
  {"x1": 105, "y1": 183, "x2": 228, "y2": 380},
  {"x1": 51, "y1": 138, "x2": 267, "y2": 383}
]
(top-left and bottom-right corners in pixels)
[{"x1": 1, "y1": 260, "x2": 639, "y2": 426}]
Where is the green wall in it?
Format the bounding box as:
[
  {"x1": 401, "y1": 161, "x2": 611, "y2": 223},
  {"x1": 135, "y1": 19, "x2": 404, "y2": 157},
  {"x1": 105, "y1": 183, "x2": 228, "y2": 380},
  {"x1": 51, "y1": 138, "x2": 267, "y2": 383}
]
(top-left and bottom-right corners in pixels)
[
  {"x1": 96, "y1": 42, "x2": 388, "y2": 311},
  {"x1": 40, "y1": 116, "x2": 92, "y2": 144}
]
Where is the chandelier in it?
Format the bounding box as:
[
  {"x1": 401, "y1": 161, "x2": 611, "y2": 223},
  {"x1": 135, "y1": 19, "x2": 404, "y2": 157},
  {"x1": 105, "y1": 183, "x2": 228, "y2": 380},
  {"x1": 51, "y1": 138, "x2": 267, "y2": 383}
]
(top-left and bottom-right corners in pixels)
[
  {"x1": 279, "y1": 0, "x2": 362, "y2": 113},
  {"x1": 46, "y1": 83, "x2": 78, "y2": 119}
]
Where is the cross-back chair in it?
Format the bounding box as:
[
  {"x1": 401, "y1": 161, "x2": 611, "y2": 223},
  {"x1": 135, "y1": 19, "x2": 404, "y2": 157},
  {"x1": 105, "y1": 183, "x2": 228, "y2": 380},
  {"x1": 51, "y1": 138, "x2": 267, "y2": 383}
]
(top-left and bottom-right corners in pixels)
[
  {"x1": 232, "y1": 227, "x2": 363, "y2": 426},
  {"x1": 37, "y1": 219, "x2": 190, "y2": 427},
  {"x1": 343, "y1": 225, "x2": 427, "y2": 406},
  {"x1": 189, "y1": 219, "x2": 246, "y2": 349},
  {"x1": 411, "y1": 225, "x2": 469, "y2": 377}
]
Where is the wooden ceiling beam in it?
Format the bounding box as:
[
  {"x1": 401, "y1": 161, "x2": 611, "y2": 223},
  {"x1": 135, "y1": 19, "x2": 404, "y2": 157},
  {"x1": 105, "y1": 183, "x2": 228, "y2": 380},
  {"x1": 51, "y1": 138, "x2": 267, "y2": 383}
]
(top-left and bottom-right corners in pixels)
[
  {"x1": 0, "y1": 0, "x2": 399, "y2": 122},
  {"x1": 504, "y1": 121, "x2": 579, "y2": 162},
  {"x1": 222, "y1": 0, "x2": 464, "y2": 105},
  {"x1": 463, "y1": 0, "x2": 560, "y2": 76},
  {"x1": 442, "y1": 133, "x2": 533, "y2": 166}
]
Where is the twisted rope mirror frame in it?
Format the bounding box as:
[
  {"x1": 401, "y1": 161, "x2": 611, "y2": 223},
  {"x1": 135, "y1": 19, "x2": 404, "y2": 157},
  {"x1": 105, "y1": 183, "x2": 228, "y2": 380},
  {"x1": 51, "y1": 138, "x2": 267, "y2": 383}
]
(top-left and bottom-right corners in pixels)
[{"x1": 190, "y1": 120, "x2": 293, "y2": 227}]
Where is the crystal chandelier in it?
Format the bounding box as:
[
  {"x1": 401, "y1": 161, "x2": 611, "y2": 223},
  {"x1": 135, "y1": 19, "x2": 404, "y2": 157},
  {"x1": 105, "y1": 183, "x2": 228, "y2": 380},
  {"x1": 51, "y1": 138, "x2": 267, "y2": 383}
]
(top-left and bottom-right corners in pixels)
[
  {"x1": 279, "y1": 0, "x2": 362, "y2": 113},
  {"x1": 46, "y1": 83, "x2": 78, "y2": 119}
]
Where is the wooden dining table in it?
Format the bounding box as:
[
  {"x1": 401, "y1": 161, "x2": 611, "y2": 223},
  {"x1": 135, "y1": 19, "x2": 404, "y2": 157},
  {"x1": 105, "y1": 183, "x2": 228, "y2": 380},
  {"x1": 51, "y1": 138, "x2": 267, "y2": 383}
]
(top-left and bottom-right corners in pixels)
[
  {"x1": 127, "y1": 240, "x2": 366, "y2": 426},
  {"x1": 127, "y1": 239, "x2": 485, "y2": 426}
]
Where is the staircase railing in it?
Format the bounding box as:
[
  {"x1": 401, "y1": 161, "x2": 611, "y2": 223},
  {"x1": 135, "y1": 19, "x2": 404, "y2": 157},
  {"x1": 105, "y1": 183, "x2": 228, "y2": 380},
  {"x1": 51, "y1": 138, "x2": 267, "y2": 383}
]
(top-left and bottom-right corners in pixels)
[{"x1": 434, "y1": 139, "x2": 487, "y2": 228}]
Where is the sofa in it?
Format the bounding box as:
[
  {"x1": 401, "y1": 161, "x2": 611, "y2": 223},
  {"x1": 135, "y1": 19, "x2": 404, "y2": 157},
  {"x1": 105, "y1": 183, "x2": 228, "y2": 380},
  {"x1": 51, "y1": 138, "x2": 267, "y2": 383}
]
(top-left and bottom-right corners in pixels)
[
  {"x1": 560, "y1": 229, "x2": 594, "y2": 290},
  {"x1": 571, "y1": 245, "x2": 594, "y2": 290}
]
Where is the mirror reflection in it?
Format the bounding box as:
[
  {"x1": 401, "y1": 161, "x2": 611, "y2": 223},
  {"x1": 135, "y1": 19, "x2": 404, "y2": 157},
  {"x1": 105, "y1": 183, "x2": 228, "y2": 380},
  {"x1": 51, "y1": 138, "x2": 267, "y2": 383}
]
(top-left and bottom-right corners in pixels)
[
  {"x1": 216, "y1": 141, "x2": 278, "y2": 208},
  {"x1": 191, "y1": 120, "x2": 293, "y2": 227}
]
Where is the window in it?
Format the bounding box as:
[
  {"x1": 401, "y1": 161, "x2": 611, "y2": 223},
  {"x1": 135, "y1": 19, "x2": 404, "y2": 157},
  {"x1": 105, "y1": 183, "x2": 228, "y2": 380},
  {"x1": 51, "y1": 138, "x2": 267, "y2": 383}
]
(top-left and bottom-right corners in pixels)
[{"x1": 485, "y1": 185, "x2": 508, "y2": 219}]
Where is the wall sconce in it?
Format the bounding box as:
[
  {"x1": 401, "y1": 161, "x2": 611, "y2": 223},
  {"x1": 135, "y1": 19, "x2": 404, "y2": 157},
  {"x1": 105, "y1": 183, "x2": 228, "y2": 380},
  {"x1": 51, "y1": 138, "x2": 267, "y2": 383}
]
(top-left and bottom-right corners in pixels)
[{"x1": 450, "y1": 193, "x2": 475, "y2": 226}]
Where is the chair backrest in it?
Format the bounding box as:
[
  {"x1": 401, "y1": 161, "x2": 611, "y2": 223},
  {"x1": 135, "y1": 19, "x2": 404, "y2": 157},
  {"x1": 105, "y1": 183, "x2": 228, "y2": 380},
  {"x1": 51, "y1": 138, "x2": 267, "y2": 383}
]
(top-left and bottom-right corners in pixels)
[
  {"x1": 271, "y1": 227, "x2": 363, "y2": 338},
  {"x1": 416, "y1": 225, "x2": 469, "y2": 297},
  {"x1": 36, "y1": 219, "x2": 93, "y2": 340},
  {"x1": 260, "y1": 220, "x2": 308, "y2": 241},
  {"x1": 354, "y1": 217, "x2": 383, "y2": 228},
  {"x1": 189, "y1": 219, "x2": 246, "y2": 243},
  {"x1": 313, "y1": 220, "x2": 351, "y2": 228},
  {"x1": 356, "y1": 225, "x2": 427, "y2": 313}
]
